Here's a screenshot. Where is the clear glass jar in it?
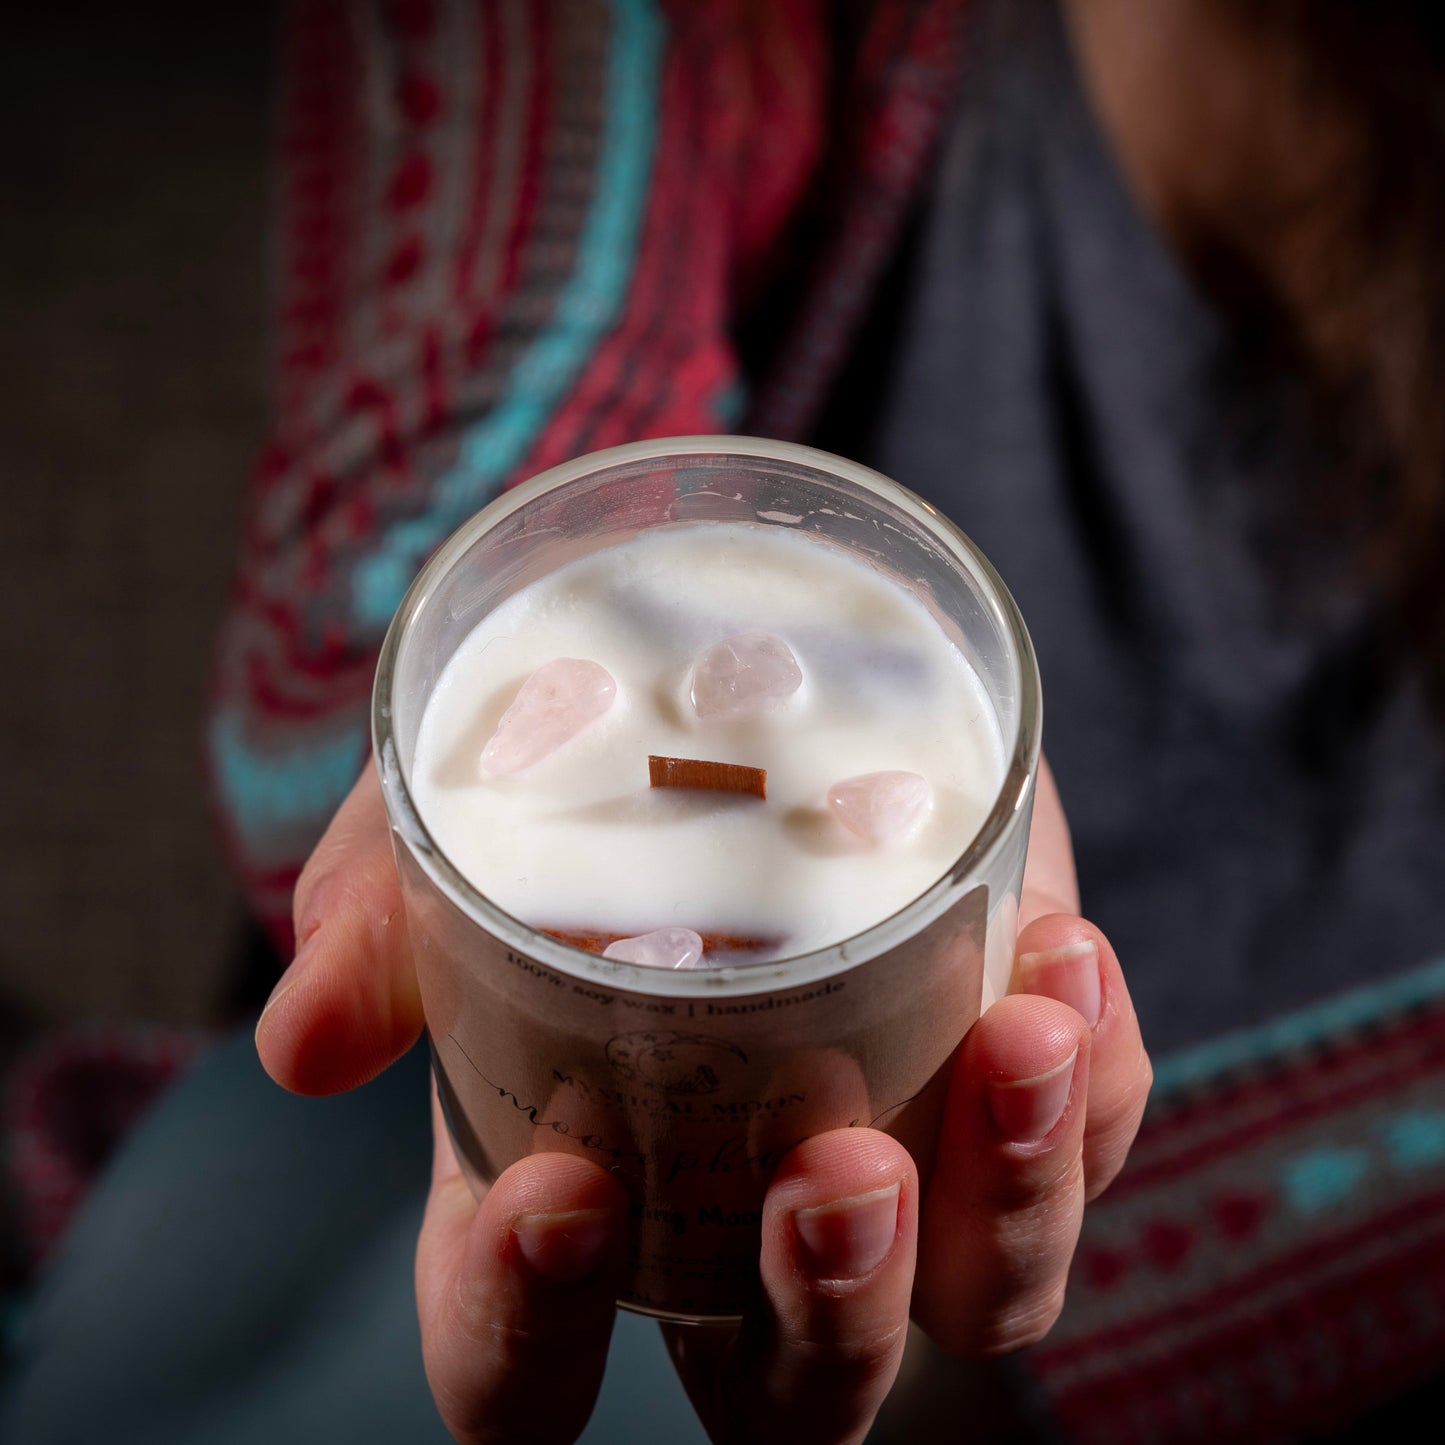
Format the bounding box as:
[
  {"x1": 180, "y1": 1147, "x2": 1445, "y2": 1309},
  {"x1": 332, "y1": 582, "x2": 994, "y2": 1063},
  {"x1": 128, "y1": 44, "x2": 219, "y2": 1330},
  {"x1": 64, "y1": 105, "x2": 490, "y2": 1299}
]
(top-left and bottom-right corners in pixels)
[{"x1": 373, "y1": 437, "x2": 1040, "y2": 1321}]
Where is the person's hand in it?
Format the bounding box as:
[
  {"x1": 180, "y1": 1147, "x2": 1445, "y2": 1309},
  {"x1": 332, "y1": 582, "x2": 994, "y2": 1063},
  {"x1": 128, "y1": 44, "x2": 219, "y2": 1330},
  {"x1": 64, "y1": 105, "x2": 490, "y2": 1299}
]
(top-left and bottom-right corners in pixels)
[{"x1": 256, "y1": 759, "x2": 1150, "y2": 1445}]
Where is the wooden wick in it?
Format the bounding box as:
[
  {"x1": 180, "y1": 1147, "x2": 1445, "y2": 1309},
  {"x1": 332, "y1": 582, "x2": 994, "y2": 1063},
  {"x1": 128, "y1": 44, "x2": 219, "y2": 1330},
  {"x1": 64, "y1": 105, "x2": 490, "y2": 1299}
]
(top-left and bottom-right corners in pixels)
[{"x1": 648, "y1": 754, "x2": 767, "y2": 799}]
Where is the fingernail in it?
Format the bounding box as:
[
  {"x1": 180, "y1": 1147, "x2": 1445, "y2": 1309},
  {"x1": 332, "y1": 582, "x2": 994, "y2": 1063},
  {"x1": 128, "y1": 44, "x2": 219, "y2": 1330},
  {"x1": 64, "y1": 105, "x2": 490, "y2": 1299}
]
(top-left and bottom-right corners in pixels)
[
  {"x1": 256, "y1": 931, "x2": 319, "y2": 1029},
  {"x1": 988, "y1": 1049, "x2": 1078, "y2": 1143},
  {"x1": 793, "y1": 1182, "x2": 901, "y2": 1282},
  {"x1": 513, "y1": 1208, "x2": 616, "y2": 1283},
  {"x1": 1015, "y1": 939, "x2": 1101, "y2": 1027}
]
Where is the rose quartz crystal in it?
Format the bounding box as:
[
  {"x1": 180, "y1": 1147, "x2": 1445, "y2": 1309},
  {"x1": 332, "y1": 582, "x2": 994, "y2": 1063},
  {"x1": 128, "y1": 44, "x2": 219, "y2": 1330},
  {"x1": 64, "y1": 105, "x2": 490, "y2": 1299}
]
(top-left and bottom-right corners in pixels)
[
  {"x1": 480, "y1": 658, "x2": 616, "y2": 775},
  {"x1": 603, "y1": 927, "x2": 706, "y2": 970},
  {"x1": 690, "y1": 632, "x2": 803, "y2": 720},
  {"x1": 827, "y1": 771, "x2": 933, "y2": 845}
]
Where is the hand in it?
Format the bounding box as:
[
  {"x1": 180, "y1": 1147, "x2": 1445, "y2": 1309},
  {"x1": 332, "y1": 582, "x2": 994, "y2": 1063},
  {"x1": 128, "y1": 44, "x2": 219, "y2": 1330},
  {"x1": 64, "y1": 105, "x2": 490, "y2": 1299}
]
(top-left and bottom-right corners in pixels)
[{"x1": 256, "y1": 759, "x2": 1150, "y2": 1444}]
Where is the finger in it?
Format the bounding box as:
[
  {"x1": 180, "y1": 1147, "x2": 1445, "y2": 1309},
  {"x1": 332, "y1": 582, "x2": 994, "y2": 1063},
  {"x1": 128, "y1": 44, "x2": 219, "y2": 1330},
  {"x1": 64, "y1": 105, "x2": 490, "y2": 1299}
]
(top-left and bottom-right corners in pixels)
[
  {"x1": 913, "y1": 994, "x2": 1090, "y2": 1357},
  {"x1": 1020, "y1": 756, "x2": 1080, "y2": 926},
  {"x1": 418, "y1": 1091, "x2": 628, "y2": 1445},
  {"x1": 667, "y1": 1131, "x2": 917, "y2": 1445},
  {"x1": 254, "y1": 764, "x2": 424, "y2": 1096},
  {"x1": 1010, "y1": 916, "x2": 1152, "y2": 1199}
]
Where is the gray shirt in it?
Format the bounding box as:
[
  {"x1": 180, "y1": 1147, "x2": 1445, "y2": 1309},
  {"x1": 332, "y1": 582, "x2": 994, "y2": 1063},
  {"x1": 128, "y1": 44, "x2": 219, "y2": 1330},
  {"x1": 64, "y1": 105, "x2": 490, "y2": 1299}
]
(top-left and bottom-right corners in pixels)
[{"x1": 841, "y1": 1, "x2": 1445, "y2": 1052}]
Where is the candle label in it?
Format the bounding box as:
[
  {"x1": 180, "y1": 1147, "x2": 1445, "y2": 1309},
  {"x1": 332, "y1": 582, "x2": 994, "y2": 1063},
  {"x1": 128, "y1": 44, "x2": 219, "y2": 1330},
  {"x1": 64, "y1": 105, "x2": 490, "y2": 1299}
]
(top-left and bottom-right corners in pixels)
[{"x1": 404, "y1": 841, "x2": 989, "y2": 1320}]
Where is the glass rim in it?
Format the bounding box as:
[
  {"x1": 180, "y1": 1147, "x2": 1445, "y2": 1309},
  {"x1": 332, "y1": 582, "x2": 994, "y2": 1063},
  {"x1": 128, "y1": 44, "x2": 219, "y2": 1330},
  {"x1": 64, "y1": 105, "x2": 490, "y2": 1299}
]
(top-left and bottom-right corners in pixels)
[{"x1": 372, "y1": 435, "x2": 1041, "y2": 1000}]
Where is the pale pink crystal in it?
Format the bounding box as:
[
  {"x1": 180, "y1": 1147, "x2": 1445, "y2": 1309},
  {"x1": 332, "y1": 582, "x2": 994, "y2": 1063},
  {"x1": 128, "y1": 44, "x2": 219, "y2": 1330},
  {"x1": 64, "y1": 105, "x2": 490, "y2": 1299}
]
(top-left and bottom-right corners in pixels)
[
  {"x1": 827, "y1": 771, "x2": 933, "y2": 845},
  {"x1": 480, "y1": 658, "x2": 616, "y2": 775},
  {"x1": 603, "y1": 927, "x2": 706, "y2": 970},
  {"x1": 690, "y1": 632, "x2": 803, "y2": 720}
]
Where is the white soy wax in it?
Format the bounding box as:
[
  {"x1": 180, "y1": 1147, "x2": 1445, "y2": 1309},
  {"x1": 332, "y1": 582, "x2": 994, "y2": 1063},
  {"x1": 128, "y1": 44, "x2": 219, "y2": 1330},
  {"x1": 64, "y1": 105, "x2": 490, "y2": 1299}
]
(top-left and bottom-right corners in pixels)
[{"x1": 411, "y1": 522, "x2": 1006, "y2": 964}]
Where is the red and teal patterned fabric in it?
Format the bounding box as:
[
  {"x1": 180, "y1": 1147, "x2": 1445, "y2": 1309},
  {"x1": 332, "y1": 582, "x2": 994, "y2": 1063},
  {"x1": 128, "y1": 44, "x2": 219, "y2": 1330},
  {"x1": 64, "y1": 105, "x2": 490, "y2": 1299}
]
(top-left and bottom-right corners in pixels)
[
  {"x1": 1032, "y1": 956, "x2": 1445, "y2": 1440},
  {"x1": 207, "y1": 0, "x2": 967, "y2": 948}
]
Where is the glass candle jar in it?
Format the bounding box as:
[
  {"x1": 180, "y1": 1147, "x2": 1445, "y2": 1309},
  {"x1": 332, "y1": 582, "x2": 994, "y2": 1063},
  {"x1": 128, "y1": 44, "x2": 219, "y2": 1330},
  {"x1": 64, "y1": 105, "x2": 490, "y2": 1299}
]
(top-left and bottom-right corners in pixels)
[{"x1": 373, "y1": 437, "x2": 1040, "y2": 1321}]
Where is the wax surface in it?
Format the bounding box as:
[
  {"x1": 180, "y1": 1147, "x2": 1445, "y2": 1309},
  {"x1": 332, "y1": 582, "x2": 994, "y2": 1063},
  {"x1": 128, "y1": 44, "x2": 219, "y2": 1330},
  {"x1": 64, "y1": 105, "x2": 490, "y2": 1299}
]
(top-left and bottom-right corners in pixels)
[{"x1": 411, "y1": 524, "x2": 1005, "y2": 963}]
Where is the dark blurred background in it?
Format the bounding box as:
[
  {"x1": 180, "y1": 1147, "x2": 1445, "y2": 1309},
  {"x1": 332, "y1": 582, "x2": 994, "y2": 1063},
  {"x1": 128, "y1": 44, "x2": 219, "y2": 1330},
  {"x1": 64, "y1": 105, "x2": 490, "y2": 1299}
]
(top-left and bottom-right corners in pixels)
[{"x1": 0, "y1": 1, "x2": 279, "y2": 1057}]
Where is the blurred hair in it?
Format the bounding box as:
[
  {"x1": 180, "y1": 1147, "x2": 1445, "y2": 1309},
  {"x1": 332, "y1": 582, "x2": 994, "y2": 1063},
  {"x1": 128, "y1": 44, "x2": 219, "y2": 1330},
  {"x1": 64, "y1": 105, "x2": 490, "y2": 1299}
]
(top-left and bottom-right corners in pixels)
[{"x1": 1221, "y1": 0, "x2": 1445, "y2": 707}]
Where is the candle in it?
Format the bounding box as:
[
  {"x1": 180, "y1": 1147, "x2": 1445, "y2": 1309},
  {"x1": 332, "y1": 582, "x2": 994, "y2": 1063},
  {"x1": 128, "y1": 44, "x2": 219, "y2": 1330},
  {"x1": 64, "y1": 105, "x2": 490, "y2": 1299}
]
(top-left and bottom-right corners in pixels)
[
  {"x1": 375, "y1": 438, "x2": 1039, "y2": 1320},
  {"x1": 411, "y1": 523, "x2": 1006, "y2": 967}
]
